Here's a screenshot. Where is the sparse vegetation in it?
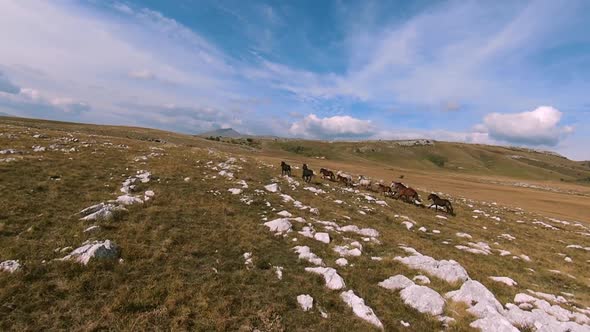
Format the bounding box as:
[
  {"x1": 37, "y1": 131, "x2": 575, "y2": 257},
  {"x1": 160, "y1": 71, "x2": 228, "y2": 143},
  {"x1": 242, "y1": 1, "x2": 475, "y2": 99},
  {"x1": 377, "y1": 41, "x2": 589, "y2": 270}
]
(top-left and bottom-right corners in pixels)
[{"x1": 426, "y1": 154, "x2": 448, "y2": 167}]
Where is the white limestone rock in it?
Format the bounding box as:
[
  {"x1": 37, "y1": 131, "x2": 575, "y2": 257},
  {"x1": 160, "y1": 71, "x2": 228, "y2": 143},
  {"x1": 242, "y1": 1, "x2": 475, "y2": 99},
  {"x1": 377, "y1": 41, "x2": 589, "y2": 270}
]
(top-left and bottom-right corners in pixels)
[
  {"x1": 413, "y1": 275, "x2": 431, "y2": 285},
  {"x1": 400, "y1": 285, "x2": 445, "y2": 315},
  {"x1": 305, "y1": 267, "x2": 345, "y2": 290},
  {"x1": 489, "y1": 276, "x2": 518, "y2": 287},
  {"x1": 335, "y1": 258, "x2": 349, "y2": 266},
  {"x1": 277, "y1": 210, "x2": 292, "y2": 217},
  {"x1": 264, "y1": 183, "x2": 280, "y2": 192},
  {"x1": 79, "y1": 203, "x2": 127, "y2": 221},
  {"x1": 293, "y1": 246, "x2": 324, "y2": 266},
  {"x1": 378, "y1": 275, "x2": 414, "y2": 291},
  {"x1": 0, "y1": 260, "x2": 21, "y2": 273},
  {"x1": 340, "y1": 290, "x2": 383, "y2": 329},
  {"x1": 297, "y1": 294, "x2": 314, "y2": 311},
  {"x1": 116, "y1": 194, "x2": 143, "y2": 205},
  {"x1": 263, "y1": 218, "x2": 292, "y2": 234},
  {"x1": 228, "y1": 188, "x2": 242, "y2": 195},
  {"x1": 394, "y1": 251, "x2": 469, "y2": 283},
  {"x1": 314, "y1": 232, "x2": 330, "y2": 244},
  {"x1": 333, "y1": 245, "x2": 362, "y2": 257},
  {"x1": 61, "y1": 240, "x2": 120, "y2": 265}
]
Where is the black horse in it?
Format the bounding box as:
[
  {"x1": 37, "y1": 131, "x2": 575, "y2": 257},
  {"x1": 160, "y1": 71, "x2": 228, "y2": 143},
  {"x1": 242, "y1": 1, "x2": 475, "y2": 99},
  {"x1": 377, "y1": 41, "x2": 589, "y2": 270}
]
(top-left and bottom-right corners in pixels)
[
  {"x1": 281, "y1": 161, "x2": 291, "y2": 176},
  {"x1": 302, "y1": 164, "x2": 314, "y2": 183},
  {"x1": 428, "y1": 193, "x2": 454, "y2": 215}
]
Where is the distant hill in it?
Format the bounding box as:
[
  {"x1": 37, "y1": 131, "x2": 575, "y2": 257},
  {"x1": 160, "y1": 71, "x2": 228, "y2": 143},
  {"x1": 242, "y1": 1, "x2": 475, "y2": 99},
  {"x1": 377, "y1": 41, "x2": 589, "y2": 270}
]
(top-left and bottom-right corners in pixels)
[{"x1": 198, "y1": 128, "x2": 243, "y2": 138}]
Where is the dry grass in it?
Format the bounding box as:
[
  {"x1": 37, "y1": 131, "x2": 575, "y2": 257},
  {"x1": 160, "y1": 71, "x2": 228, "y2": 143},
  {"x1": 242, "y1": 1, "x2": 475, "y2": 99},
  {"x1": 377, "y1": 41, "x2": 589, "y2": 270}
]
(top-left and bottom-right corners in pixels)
[{"x1": 1, "y1": 117, "x2": 589, "y2": 331}]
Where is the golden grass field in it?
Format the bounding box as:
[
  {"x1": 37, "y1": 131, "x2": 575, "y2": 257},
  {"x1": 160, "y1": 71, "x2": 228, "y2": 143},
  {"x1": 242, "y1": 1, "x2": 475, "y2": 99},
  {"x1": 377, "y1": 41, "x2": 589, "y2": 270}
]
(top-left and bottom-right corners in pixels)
[{"x1": 1, "y1": 116, "x2": 589, "y2": 331}]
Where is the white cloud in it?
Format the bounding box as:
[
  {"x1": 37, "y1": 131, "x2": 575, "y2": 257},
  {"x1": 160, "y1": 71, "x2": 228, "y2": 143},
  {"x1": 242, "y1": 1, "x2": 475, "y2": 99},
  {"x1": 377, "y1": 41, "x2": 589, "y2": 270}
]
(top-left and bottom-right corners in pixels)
[
  {"x1": 482, "y1": 106, "x2": 572, "y2": 146},
  {"x1": 128, "y1": 69, "x2": 156, "y2": 80},
  {"x1": 289, "y1": 114, "x2": 373, "y2": 138}
]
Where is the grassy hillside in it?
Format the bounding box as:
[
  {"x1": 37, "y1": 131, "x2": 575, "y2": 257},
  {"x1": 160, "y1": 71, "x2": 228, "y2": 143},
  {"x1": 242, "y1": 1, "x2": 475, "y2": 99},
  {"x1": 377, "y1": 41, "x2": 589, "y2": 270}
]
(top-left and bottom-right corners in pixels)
[
  {"x1": 1, "y1": 117, "x2": 590, "y2": 331},
  {"x1": 264, "y1": 139, "x2": 590, "y2": 183}
]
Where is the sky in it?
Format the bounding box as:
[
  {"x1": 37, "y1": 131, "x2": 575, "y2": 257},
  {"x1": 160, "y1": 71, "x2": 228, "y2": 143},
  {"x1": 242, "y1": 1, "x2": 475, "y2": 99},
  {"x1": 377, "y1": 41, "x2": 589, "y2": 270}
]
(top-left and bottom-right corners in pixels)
[{"x1": 1, "y1": 1, "x2": 590, "y2": 160}]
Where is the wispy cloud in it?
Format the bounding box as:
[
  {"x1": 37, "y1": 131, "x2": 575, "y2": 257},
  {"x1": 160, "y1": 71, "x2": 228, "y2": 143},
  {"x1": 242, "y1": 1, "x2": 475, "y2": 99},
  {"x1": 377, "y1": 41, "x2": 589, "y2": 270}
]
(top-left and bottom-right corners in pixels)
[{"x1": 0, "y1": 0, "x2": 588, "y2": 159}]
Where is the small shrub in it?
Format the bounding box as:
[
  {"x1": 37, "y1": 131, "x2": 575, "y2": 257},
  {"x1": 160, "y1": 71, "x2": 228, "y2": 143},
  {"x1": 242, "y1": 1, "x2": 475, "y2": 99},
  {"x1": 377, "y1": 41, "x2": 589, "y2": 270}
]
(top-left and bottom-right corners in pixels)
[{"x1": 426, "y1": 154, "x2": 448, "y2": 167}]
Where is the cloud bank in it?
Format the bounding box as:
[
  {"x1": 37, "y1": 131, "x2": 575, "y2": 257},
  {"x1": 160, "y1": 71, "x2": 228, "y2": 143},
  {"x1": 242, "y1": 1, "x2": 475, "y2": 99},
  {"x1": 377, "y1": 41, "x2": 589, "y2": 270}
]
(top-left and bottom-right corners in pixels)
[
  {"x1": 482, "y1": 106, "x2": 573, "y2": 146},
  {"x1": 289, "y1": 114, "x2": 373, "y2": 139}
]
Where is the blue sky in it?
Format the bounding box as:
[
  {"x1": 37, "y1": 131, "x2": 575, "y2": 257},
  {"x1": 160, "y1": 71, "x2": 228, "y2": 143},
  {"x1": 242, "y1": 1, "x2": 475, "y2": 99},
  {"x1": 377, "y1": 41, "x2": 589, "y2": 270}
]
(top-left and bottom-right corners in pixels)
[{"x1": 1, "y1": 1, "x2": 590, "y2": 159}]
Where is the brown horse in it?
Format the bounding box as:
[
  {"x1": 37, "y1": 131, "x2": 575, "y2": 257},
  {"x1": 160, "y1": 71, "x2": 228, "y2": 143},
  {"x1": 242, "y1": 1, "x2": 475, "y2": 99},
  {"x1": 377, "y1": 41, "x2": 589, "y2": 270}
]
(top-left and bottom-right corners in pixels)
[
  {"x1": 392, "y1": 182, "x2": 421, "y2": 204},
  {"x1": 375, "y1": 182, "x2": 392, "y2": 196},
  {"x1": 428, "y1": 193, "x2": 454, "y2": 215},
  {"x1": 320, "y1": 168, "x2": 335, "y2": 181},
  {"x1": 280, "y1": 161, "x2": 291, "y2": 176},
  {"x1": 302, "y1": 164, "x2": 314, "y2": 183}
]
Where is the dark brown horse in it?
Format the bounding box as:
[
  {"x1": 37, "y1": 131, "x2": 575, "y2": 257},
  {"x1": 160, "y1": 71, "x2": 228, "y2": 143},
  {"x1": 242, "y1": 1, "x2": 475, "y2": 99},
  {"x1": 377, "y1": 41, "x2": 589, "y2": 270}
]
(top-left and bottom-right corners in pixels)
[
  {"x1": 320, "y1": 168, "x2": 335, "y2": 181},
  {"x1": 392, "y1": 182, "x2": 421, "y2": 204},
  {"x1": 280, "y1": 161, "x2": 291, "y2": 176},
  {"x1": 302, "y1": 164, "x2": 314, "y2": 183},
  {"x1": 428, "y1": 193, "x2": 454, "y2": 215}
]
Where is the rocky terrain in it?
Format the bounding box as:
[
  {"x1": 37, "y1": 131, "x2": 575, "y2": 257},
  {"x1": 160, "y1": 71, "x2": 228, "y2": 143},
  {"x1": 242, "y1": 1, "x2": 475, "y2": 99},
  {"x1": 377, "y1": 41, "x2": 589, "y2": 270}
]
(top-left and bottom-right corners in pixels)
[{"x1": 1, "y1": 117, "x2": 589, "y2": 331}]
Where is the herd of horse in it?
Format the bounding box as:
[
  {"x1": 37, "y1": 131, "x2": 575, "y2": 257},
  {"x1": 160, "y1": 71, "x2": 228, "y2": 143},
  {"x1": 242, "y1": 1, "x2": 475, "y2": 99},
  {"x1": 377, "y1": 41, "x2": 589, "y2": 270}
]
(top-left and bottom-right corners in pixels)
[{"x1": 280, "y1": 161, "x2": 454, "y2": 215}]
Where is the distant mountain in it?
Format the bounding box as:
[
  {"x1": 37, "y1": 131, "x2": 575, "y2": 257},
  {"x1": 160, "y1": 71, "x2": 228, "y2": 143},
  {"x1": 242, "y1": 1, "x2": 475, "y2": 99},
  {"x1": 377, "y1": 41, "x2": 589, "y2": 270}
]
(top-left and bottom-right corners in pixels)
[{"x1": 198, "y1": 128, "x2": 243, "y2": 138}]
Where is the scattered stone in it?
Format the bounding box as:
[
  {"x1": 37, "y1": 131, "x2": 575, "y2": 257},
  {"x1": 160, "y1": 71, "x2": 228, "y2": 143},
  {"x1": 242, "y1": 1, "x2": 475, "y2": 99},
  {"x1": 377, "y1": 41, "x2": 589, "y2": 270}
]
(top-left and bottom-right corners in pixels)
[
  {"x1": 0, "y1": 260, "x2": 21, "y2": 273},
  {"x1": 61, "y1": 240, "x2": 120, "y2": 265},
  {"x1": 314, "y1": 232, "x2": 330, "y2": 244},
  {"x1": 277, "y1": 210, "x2": 292, "y2": 217},
  {"x1": 264, "y1": 183, "x2": 279, "y2": 192},
  {"x1": 305, "y1": 267, "x2": 345, "y2": 290},
  {"x1": 456, "y1": 232, "x2": 472, "y2": 239},
  {"x1": 293, "y1": 246, "x2": 324, "y2": 266},
  {"x1": 378, "y1": 275, "x2": 414, "y2": 291},
  {"x1": 274, "y1": 266, "x2": 284, "y2": 280},
  {"x1": 400, "y1": 285, "x2": 445, "y2": 315},
  {"x1": 79, "y1": 203, "x2": 127, "y2": 222},
  {"x1": 83, "y1": 225, "x2": 100, "y2": 233},
  {"x1": 340, "y1": 290, "x2": 383, "y2": 329},
  {"x1": 489, "y1": 276, "x2": 518, "y2": 287},
  {"x1": 413, "y1": 275, "x2": 431, "y2": 285},
  {"x1": 243, "y1": 252, "x2": 253, "y2": 267},
  {"x1": 116, "y1": 194, "x2": 143, "y2": 205},
  {"x1": 394, "y1": 248, "x2": 469, "y2": 283},
  {"x1": 335, "y1": 258, "x2": 349, "y2": 266},
  {"x1": 263, "y1": 218, "x2": 292, "y2": 234},
  {"x1": 334, "y1": 245, "x2": 362, "y2": 257},
  {"x1": 445, "y1": 280, "x2": 515, "y2": 331},
  {"x1": 228, "y1": 188, "x2": 242, "y2": 195},
  {"x1": 297, "y1": 294, "x2": 314, "y2": 311}
]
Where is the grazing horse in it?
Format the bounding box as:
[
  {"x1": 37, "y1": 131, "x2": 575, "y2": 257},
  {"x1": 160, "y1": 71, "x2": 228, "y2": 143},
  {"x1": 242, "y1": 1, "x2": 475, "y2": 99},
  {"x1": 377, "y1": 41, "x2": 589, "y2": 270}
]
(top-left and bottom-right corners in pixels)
[
  {"x1": 280, "y1": 161, "x2": 292, "y2": 176},
  {"x1": 392, "y1": 182, "x2": 421, "y2": 204},
  {"x1": 336, "y1": 171, "x2": 353, "y2": 186},
  {"x1": 302, "y1": 164, "x2": 314, "y2": 183},
  {"x1": 320, "y1": 168, "x2": 335, "y2": 181},
  {"x1": 428, "y1": 193, "x2": 454, "y2": 215},
  {"x1": 358, "y1": 175, "x2": 371, "y2": 189}
]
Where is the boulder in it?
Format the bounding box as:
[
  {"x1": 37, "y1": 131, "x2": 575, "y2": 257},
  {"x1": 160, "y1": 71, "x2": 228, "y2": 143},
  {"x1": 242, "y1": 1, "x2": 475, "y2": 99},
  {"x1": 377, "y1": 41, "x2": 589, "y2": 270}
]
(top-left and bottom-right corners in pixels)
[
  {"x1": 400, "y1": 285, "x2": 445, "y2": 315},
  {"x1": 61, "y1": 240, "x2": 120, "y2": 265}
]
